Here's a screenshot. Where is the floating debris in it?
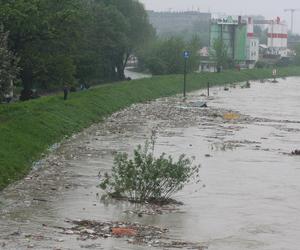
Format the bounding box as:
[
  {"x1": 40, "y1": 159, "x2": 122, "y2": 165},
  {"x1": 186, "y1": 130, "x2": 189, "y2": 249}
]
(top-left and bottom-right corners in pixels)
[
  {"x1": 63, "y1": 220, "x2": 206, "y2": 249},
  {"x1": 189, "y1": 101, "x2": 208, "y2": 108},
  {"x1": 112, "y1": 227, "x2": 137, "y2": 237},
  {"x1": 63, "y1": 220, "x2": 166, "y2": 244},
  {"x1": 223, "y1": 112, "x2": 240, "y2": 120},
  {"x1": 124, "y1": 203, "x2": 182, "y2": 216},
  {"x1": 241, "y1": 81, "x2": 251, "y2": 88}
]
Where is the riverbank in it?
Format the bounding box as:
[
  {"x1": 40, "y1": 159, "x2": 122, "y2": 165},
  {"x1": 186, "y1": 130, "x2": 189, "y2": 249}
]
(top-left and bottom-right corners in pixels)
[
  {"x1": 1, "y1": 77, "x2": 300, "y2": 249},
  {"x1": 1, "y1": 67, "x2": 300, "y2": 190}
]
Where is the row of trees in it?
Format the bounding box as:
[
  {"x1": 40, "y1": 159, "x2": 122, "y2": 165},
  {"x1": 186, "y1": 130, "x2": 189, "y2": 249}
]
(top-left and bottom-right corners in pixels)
[
  {"x1": 0, "y1": 0, "x2": 155, "y2": 100},
  {"x1": 138, "y1": 36, "x2": 202, "y2": 75},
  {"x1": 9, "y1": 1, "x2": 300, "y2": 100}
]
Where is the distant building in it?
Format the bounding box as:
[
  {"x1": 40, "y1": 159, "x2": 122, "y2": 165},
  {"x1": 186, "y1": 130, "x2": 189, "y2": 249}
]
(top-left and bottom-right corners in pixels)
[
  {"x1": 127, "y1": 55, "x2": 138, "y2": 67},
  {"x1": 199, "y1": 47, "x2": 209, "y2": 57},
  {"x1": 253, "y1": 17, "x2": 289, "y2": 59},
  {"x1": 209, "y1": 16, "x2": 259, "y2": 69},
  {"x1": 246, "y1": 18, "x2": 259, "y2": 67},
  {"x1": 147, "y1": 11, "x2": 211, "y2": 45},
  {"x1": 199, "y1": 15, "x2": 289, "y2": 71},
  {"x1": 266, "y1": 17, "x2": 288, "y2": 57}
]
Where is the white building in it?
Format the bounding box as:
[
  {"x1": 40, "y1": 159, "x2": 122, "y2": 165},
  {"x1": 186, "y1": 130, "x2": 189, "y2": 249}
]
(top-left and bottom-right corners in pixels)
[
  {"x1": 267, "y1": 17, "x2": 288, "y2": 57},
  {"x1": 246, "y1": 18, "x2": 259, "y2": 66},
  {"x1": 247, "y1": 37, "x2": 259, "y2": 67}
]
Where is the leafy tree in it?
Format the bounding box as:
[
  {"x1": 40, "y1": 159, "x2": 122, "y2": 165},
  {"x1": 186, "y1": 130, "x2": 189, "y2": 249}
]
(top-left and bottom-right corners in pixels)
[
  {"x1": 139, "y1": 36, "x2": 201, "y2": 75},
  {"x1": 0, "y1": 26, "x2": 19, "y2": 101},
  {"x1": 0, "y1": 0, "x2": 155, "y2": 97},
  {"x1": 212, "y1": 39, "x2": 230, "y2": 72},
  {"x1": 99, "y1": 0, "x2": 155, "y2": 79},
  {"x1": 0, "y1": 0, "x2": 85, "y2": 98},
  {"x1": 143, "y1": 37, "x2": 185, "y2": 75},
  {"x1": 293, "y1": 43, "x2": 300, "y2": 65},
  {"x1": 75, "y1": 2, "x2": 129, "y2": 83},
  {"x1": 186, "y1": 35, "x2": 201, "y2": 72}
]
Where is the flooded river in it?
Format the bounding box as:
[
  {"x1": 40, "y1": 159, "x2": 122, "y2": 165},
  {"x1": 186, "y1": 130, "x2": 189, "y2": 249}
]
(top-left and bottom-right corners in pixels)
[
  {"x1": 124, "y1": 67, "x2": 151, "y2": 80},
  {"x1": 0, "y1": 77, "x2": 300, "y2": 250}
]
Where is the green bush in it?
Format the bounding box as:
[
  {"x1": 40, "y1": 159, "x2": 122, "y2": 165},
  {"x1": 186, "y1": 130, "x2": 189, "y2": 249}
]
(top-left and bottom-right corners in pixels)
[
  {"x1": 138, "y1": 36, "x2": 201, "y2": 75},
  {"x1": 255, "y1": 61, "x2": 267, "y2": 69},
  {"x1": 99, "y1": 133, "x2": 200, "y2": 203}
]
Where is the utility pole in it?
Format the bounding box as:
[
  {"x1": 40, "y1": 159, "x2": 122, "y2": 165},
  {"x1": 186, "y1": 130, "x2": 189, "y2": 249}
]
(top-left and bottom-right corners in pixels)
[{"x1": 284, "y1": 8, "x2": 300, "y2": 33}]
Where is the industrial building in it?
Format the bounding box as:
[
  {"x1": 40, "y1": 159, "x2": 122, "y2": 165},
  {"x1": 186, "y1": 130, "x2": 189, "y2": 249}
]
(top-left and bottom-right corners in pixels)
[
  {"x1": 209, "y1": 16, "x2": 259, "y2": 69},
  {"x1": 147, "y1": 11, "x2": 211, "y2": 45},
  {"x1": 262, "y1": 17, "x2": 288, "y2": 57},
  {"x1": 200, "y1": 15, "x2": 289, "y2": 72}
]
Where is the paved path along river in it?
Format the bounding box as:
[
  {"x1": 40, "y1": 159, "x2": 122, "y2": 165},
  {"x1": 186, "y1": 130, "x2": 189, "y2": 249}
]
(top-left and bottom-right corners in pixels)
[{"x1": 0, "y1": 77, "x2": 300, "y2": 250}]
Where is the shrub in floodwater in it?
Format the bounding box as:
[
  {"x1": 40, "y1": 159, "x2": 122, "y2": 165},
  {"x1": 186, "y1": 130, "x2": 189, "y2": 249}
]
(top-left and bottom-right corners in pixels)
[
  {"x1": 292, "y1": 149, "x2": 300, "y2": 155},
  {"x1": 99, "y1": 132, "x2": 200, "y2": 203}
]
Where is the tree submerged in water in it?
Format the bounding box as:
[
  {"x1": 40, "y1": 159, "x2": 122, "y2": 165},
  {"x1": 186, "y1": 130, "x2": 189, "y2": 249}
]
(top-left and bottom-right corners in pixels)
[{"x1": 99, "y1": 132, "x2": 201, "y2": 203}]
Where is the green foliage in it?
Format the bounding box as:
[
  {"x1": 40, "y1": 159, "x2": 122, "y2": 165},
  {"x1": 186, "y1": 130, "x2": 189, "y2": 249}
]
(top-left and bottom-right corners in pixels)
[
  {"x1": 76, "y1": 2, "x2": 130, "y2": 83},
  {"x1": 275, "y1": 57, "x2": 293, "y2": 67},
  {"x1": 0, "y1": 26, "x2": 19, "y2": 100},
  {"x1": 293, "y1": 43, "x2": 300, "y2": 66},
  {"x1": 0, "y1": 0, "x2": 84, "y2": 92},
  {"x1": 255, "y1": 61, "x2": 268, "y2": 69},
  {"x1": 0, "y1": 0, "x2": 154, "y2": 94},
  {"x1": 187, "y1": 35, "x2": 202, "y2": 72},
  {"x1": 76, "y1": 0, "x2": 155, "y2": 82},
  {"x1": 139, "y1": 36, "x2": 201, "y2": 75},
  {"x1": 99, "y1": 132, "x2": 200, "y2": 202},
  {"x1": 1, "y1": 66, "x2": 300, "y2": 190},
  {"x1": 212, "y1": 38, "x2": 230, "y2": 71}
]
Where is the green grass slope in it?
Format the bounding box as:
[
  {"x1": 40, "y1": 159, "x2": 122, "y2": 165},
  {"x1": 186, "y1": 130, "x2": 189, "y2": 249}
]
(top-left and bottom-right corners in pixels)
[{"x1": 1, "y1": 67, "x2": 300, "y2": 189}]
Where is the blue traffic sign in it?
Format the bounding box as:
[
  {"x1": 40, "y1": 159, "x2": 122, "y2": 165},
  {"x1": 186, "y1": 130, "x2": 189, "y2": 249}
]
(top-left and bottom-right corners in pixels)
[{"x1": 183, "y1": 51, "x2": 190, "y2": 59}]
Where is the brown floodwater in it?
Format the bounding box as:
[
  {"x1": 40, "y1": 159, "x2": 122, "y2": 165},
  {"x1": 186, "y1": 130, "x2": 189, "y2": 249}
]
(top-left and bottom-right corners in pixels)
[{"x1": 0, "y1": 77, "x2": 300, "y2": 250}]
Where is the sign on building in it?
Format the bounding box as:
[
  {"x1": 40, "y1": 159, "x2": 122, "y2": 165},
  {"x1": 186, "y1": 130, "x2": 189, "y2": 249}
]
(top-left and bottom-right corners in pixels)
[{"x1": 216, "y1": 16, "x2": 238, "y2": 25}]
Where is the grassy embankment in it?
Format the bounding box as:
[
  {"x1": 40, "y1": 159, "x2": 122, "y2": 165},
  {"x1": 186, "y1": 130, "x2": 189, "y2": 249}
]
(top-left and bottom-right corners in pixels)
[{"x1": 1, "y1": 67, "x2": 300, "y2": 190}]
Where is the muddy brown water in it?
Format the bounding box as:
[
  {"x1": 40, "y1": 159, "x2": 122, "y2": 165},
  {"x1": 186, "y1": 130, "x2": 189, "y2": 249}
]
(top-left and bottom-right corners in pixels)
[
  {"x1": 124, "y1": 68, "x2": 151, "y2": 80},
  {"x1": 0, "y1": 77, "x2": 300, "y2": 250}
]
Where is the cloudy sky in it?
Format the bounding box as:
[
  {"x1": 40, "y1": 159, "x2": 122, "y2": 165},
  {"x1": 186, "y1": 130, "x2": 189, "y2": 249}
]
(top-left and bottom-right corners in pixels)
[{"x1": 139, "y1": 0, "x2": 300, "y2": 33}]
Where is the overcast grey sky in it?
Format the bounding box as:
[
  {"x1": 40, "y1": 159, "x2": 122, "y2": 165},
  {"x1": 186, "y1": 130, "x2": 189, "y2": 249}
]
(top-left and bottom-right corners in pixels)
[{"x1": 139, "y1": 0, "x2": 300, "y2": 34}]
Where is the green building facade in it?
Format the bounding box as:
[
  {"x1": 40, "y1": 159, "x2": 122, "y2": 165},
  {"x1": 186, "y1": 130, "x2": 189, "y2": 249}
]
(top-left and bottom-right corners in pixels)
[
  {"x1": 234, "y1": 25, "x2": 247, "y2": 61},
  {"x1": 210, "y1": 18, "x2": 247, "y2": 63}
]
